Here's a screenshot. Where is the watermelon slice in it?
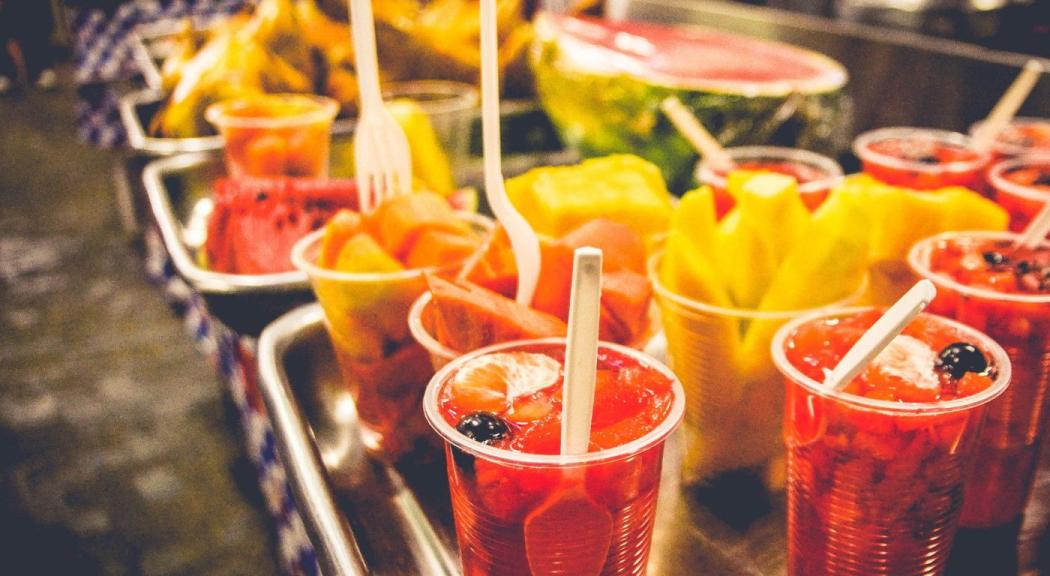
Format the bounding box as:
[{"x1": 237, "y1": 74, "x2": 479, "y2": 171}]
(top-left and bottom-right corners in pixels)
[
  {"x1": 426, "y1": 275, "x2": 567, "y2": 354},
  {"x1": 531, "y1": 13, "x2": 850, "y2": 192}
]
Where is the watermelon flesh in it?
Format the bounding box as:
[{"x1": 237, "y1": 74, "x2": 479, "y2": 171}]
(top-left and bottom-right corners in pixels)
[{"x1": 531, "y1": 13, "x2": 851, "y2": 193}]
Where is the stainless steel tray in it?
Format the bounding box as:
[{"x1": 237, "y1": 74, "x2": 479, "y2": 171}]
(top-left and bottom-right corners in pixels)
[
  {"x1": 256, "y1": 303, "x2": 789, "y2": 576},
  {"x1": 141, "y1": 152, "x2": 316, "y2": 336}
]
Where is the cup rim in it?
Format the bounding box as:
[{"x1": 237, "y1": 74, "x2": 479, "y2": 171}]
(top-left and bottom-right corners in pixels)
[
  {"x1": 408, "y1": 291, "x2": 460, "y2": 362},
  {"x1": 290, "y1": 211, "x2": 494, "y2": 283},
  {"x1": 907, "y1": 230, "x2": 1050, "y2": 305},
  {"x1": 646, "y1": 247, "x2": 869, "y2": 321},
  {"x1": 968, "y1": 116, "x2": 1050, "y2": 157},
  {"x1": 383, "y1": 80, "x2": 480, "y2": 116},
  {"x1": 695, "y1": 145, "x2": 844, "y2": 196},
  {"x1": 770, "y1": 307, "x2": 1012, "y2": 414},
  {"x1": 986, "y1": 154, "x2": 1050, "y2": 203},
  {"x1": 852, "y1": 126, "x2": 990, "y2": 175},
  {"x1": 422, "y1": 337, "x2": 686, "y2": 467},
  {"x1": 205, "y1": 93, "x2": 340, "y2": 130}
]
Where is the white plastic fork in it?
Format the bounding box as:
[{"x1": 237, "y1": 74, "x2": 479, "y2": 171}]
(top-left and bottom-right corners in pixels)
[{"x1": 349, "y1": 0, "x2": 412, "y2": 213}]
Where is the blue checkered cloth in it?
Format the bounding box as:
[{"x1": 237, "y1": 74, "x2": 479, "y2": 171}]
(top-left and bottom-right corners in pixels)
[
  {"x1": 70, "y1": 0, "x2": 250, "y2": 147},
  {"x1": 143, "y1": 225, "x2": 320, "y2": 576}
]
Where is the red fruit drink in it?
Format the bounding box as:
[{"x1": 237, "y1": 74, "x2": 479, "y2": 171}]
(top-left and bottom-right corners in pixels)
[
  {"x1": 853, "y1": 127, "x2": 990, "y2": 191},
  {"x1": 986, "y1": 156, "x2": 1050, "y2": 232},
  {"x1": 773, "y1": 309, "x2": 1011, "y2": 576},
  {"x1": 423, "y1": 338, "x2": 684, "y2": 576},
  {"x1": 910, "y1": 231, "x2": 1050, "y2": 527},
  {"x1": 696, "y1": 146, "x2": 843, "y2": 216},
  {"x1": 969, "y1": 117, "x2": 1050, "y2": 160}
]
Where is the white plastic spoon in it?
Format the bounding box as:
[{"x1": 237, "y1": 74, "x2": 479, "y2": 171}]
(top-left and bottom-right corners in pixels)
[
  {"x1": 971, "y1": 60, "x2": 1045, "y2": 153},
  {"x1": 1017, "y1": 201, "x2": 1050, "y2": 249}
]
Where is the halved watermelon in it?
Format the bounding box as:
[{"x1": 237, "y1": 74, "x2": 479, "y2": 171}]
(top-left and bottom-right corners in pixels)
[
  {"x1": 531, "y1": 13, "x2": 850, "y2": 192},
  {"x1": 426, "y1": 275, "x2": 567, "y2": 354}
]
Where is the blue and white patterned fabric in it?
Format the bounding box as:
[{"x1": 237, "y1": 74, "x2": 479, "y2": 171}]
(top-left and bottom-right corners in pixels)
[
  {"x1": 69, "y1": 0, "x2": 250, "y2": 147},
  {"x1": 143, "y1": 225, "x2": 320, "y2": 576}
]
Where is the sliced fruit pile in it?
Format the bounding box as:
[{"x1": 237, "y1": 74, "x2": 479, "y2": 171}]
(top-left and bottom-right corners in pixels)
[
  {"x1": 316, "y1": 191, "x2": 483, "y2": 273},
  {"x1": 205, "y1": 177, "x2": 358, "y2": 274},
  {"x1": 425, "y1": 218, "x2": 654, "y2": 354},
  {"x1": 928, "y1": 237, "x2": 1050, "y2": 295},
  {"x1": 504, "y1": 154, "x2": 674, "y2": 245}
]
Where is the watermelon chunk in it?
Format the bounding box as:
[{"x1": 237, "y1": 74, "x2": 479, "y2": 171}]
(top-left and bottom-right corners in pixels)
[
  {"x1": 427, "y1": 275, "x2": 567, "y2": 354},
  {"x1": 531, "y1": 13, "x2": 850, "y2": 192}
]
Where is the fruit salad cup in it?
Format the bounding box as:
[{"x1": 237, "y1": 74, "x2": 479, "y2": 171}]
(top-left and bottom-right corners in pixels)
[
  {"x1": 986, "y1": 155, "x2": 1050, "y2": 233},
  {"x1": 206, "y1": 93, "x2": 339, "y2": 178},
  {"x1": 696, "y1": 146, "x2": 844, "y2": 216},
  {"x1": 773, "y1": 309, "x2": 1011, "y2": 576},
  {"x1": 909, "y1": 231, "x2": 1050, "y2": 527},
  {"x1": 853, "y1": 127, "x2": 990, "y2": 191},
  {"x1": 408, "y1": 291, "x2": 459, "y2": 371},
  {"x1": 648, "y1": 248, "x2": 868, "y2": 486},
  {"x1": 292, "y1": 212, "x2": 491, "y2": 463},
  {"x1": 423, "y1": 338, "x2": 685, "y2": 576},
  {"x1": 969, "y1": 117, "x2": 1050, "y2": 160}
]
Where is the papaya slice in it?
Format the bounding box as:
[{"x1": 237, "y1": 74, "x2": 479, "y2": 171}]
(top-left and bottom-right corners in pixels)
[
  {"x1": 319, "y1": 209, "x2": 365, "y2": 268},
  {"x1": 427, "y1": 275, "x2": 567, "y2": 353},
  {"x1": 333, "y1": 232, "x2": 404, "y2": 274},
  {"x1": 559, "y1": 219, "x2": 647, "y2": 274},
  {"x1": 403, "y1": 227, "x2": 482, "y2": 270},
  {"x1": 598, "y1": 269, "x2": 652, "y2": 345},
  {"x1": 367, "y1": 192, "x2": 470, "y2": 259},
  {"x1": 460, "y1": 226, "x2": 519, "y2": 298}
]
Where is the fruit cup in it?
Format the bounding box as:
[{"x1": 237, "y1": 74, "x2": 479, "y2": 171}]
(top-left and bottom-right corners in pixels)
[
  {"x1": 986, "y1": 155, "x2": 1050, "y2": 233},
  {"x1": 853, "y1": 127, "x2": 989, "y2": 191},
  {"x1": 773, "y1": 308, "x2": 1011, "y2": 576},
  {"x1": 909, "y1": 231, "x2": 1050, "y2": 527},
  {"x1": 206, "y1": 93, "x2": 339, "y2": 178},
  {"x1": 423, "y1": 338, "x2": 685, "y2": 576},
  {"x1": 648, "y1": 248, "x2": 867, "y2": 485},
  {"x1": 291, "y1": 213, "x2": 490, "y2": 463},
  {"x1": 696, "y1": 146, "x2": 844, "y2": 216},
  {"x1": 408, "y1": 291, "x2": 459, "y2": 371},
  {"x1": 969, "y1": 116, "x2": 1050, "y2": 160}
]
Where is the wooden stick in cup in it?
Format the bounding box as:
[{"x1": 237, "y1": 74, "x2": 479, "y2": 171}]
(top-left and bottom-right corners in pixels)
[
  {"x1": 561, "y1": 247, "x2": 603, "y2": 456},
  {"x1": 972, "y1": 60, "x2": 1045, "y2": 153},
  {"x1": 660, "y1": 96, "x2": 735, "y2": 172},
  {"x1": 823, "y1": 280, "x2": 938, "y2": 391}
]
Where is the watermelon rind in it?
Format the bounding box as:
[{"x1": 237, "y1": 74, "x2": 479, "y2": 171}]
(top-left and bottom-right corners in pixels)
[{"x1": 530, "y1": 13, "x2": 852, "y2": 193}]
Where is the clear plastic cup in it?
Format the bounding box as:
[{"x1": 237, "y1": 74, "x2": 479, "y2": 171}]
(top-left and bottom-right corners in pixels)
[
  {"x1": 986, "y1": 155, "x2": 1050, "y2": 233},
  {"x1": 383, "y1": 80, "x2": 479, "y2": 173},
  {"x1": 290, "y1": 212, "x2": 491, "y2": 463},
  {"x1": 205, "y1": 93, "x2": 339, "y2": 178},
  {"x1": 647, "y1": 248, "x2": 868, "y2": 485},
  {"x1": 423, "y1": 338, "x2": 685, "y2": 576},
  {"x1": 696, "y1": 146, "x2": 844, "y2": 216},
  {"x1": 909, "y1": 231, "x2": 1050, "y2": 527},
  {"x1": 407, "y1": 291, "x2": 459, "y2": 371},
  {"x1": 772, "y1": 308, "x2": 1011, "y2": 576},
  {"x1": 968, "y1": 116, "x2": 1050, "y2": 160},
  {"x1": 853, "y1": 127, "x2": 990, "y2": 191}
]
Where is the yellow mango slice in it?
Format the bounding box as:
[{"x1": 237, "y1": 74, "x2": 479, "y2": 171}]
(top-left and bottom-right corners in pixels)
[
  {"x1": 387, "y1": 98, "x2": 456, "y2": 196},
  {"x1": 714, "y1": 208, "x2": 778, "y2": 310},
  {"x1": 505, "y1": 154, "x2": 673, "y2": 241},
  {"x1": 334, "y1": 232, "x2": 404, "y2": 274},
  {"x1": 730, "y1": 171, "x2": 811, "y2": 266}
]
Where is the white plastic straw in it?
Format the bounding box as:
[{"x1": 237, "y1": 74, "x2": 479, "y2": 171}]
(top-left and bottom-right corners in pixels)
[
  {"x1": 972, "y1": 60, "x2": 1045, "y2": 153},
  {"x1": 480, "y1": 0, "x2": 541, "y2": 305},
  {"x1": 660, "y1": 96, "x2": 734, "y2": 171},
  {"x1": 561, "y1": 247, "x2": 603, "y2": 455},
  {"x1": 823, "y1": 280, "x2": 938, "y2": 391},
  {"x1": 1018, "y1": 202, "x2": 1050, "y2": 248}
]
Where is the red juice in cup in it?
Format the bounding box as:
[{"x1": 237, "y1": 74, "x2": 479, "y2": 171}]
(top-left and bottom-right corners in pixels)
[
  {"x1": 910, "y1": 231, "x2": 1050, "y2": 527},
  {"x1": 987, "y1": 156, "x2": 1050, "y2": 232},
  {"x1": 853, "y1": 127, "x2": 989, "y2": 191},
  {"x1": 969, "y1": 117, "x2": 1050, "y2": 160},
  {"x1": 423, "y1": 339, "x2": 684, "y2": 576},
  {"x1": 696, "y1": 146, "x2": 843, "y2": 216},
  {"x1": 773, "y1": 309, "x2": 1010, "y2": 576}
]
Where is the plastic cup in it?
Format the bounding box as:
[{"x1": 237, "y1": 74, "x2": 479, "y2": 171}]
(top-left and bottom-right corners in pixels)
[
  {"x1": 407, "y1": 291, "x2": 459, "y2": 371},
  {"x1": 853, "y1": 127, "x2": 990, "y2": 191},
  {"x1": 423, "y1": 338, "x2": 685, "y2": 576},
  {"x1": 696, "y1": 145, "x2": 844, "y2": 216},
  {"x1": 909, "y1": 231, "x2": 1050, "y2": 527},
  {"x1": 383, "y1": 81, "x2": 479, "y2": 173},
  {"x1": 647, "y1": 248, "x2": 868, "y2": 485},
  {"x1": 968, "y1": 116, "x2": 1050, "y2": 160},
  {"x1": 772, "y1": 308, "x2": 1011, "y2": 576},
  {"x1": 290, "y1": 212, "x2": 491, "y2": 463},
  {"x1": 206, "y1": 93, "x2": 339, "y2": 178},
  {"x1": 986, "y1": 155, "x2": 1050, "y2": 233}
]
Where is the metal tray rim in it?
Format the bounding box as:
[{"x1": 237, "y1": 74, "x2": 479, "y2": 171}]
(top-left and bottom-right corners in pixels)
[{"x1": 141, "y1": 152, "x2": 312, "y2": 295}]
